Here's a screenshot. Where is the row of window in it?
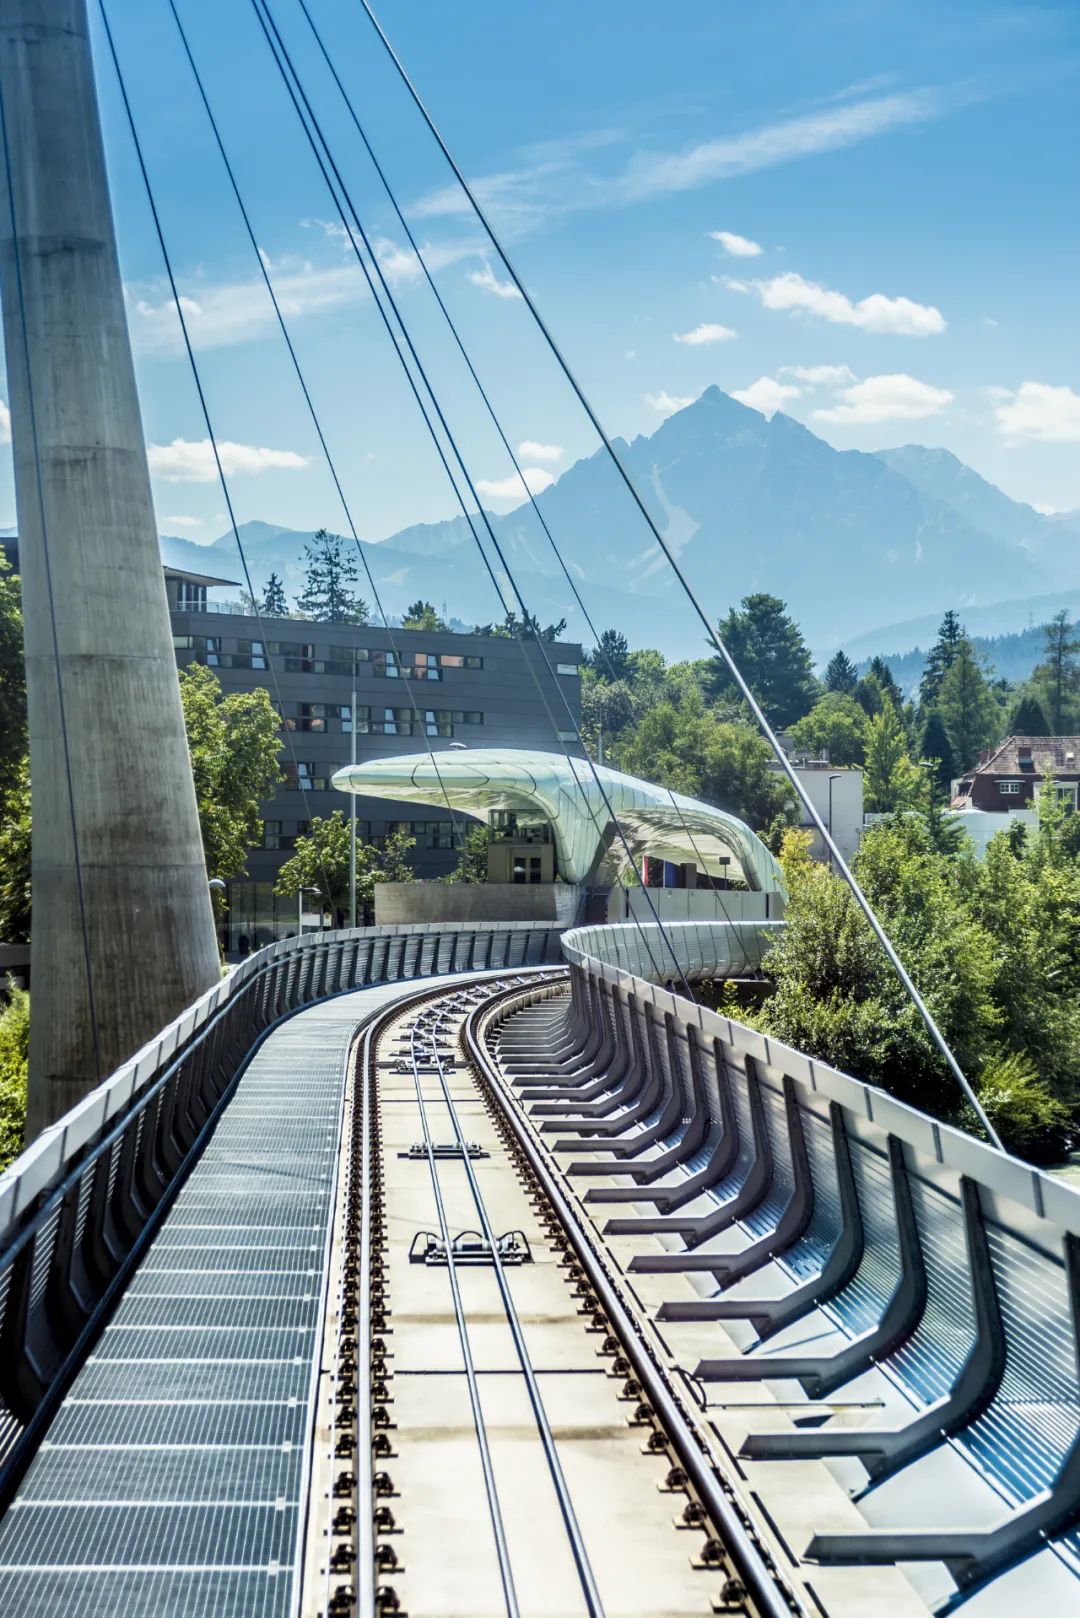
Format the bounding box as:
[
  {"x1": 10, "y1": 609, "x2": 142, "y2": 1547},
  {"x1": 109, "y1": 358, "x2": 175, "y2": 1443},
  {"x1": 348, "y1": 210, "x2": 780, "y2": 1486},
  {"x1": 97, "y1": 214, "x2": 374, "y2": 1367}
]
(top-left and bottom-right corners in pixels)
[
  {"x1": 263, "y1": 815, "x2": 457, "y2": 851},
  {"x1": 174, "y1": 635, "x2": 488, "y2": 676},
  {"x1": 998, "y1": 779, "x2": 1077, "y2": 808},
  {"x1": 281, "y1": 704, "x2": 485, "y2": 737}
]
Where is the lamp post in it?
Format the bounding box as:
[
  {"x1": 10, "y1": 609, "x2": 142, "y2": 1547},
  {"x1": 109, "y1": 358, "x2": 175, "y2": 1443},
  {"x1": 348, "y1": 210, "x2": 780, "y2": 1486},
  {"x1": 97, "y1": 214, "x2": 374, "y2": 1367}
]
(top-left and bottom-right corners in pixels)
[
  {"x1": 349, "y1": 651, "x2": 357, "y2": 928},
  {"x1": 827, "y1": 774, "x2": 842, "y2": 869}
]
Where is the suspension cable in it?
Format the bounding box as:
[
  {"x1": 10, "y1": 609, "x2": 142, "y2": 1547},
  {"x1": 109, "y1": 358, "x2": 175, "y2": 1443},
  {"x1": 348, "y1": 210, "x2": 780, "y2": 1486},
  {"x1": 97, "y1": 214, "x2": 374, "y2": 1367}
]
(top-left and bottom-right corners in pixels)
[
  {"x1": 163, "y1": 0, "x2": 467, "y2": 868},
  {"x1": 250, "y1": 0, "x2": 684, "y2": 991},
  {"x1": 353, "y1": 0, "x2": 1002, "y2": 1149},
  {"x1": 0, "y1": 63, "x2": 102, "y2": 1083},
  {"x1": 254, "y1": 0, "x2": 693, "y2": 996},
  {"x1": 98, "y1": 0, "x2": 342, "y2": 930}
]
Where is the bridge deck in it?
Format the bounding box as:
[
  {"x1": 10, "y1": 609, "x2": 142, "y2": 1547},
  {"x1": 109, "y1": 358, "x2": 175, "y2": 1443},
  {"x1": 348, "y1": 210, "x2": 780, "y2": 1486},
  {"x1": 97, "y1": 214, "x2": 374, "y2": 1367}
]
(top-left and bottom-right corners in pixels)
[{"x1": 0, "y1": 975, "x2": 492, "y2": 1618}]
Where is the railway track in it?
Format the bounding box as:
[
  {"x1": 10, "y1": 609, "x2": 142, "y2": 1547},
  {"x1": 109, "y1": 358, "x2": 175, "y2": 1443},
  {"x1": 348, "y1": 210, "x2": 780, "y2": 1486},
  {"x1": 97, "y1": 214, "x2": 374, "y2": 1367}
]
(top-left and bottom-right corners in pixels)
[{"x1": 306, "y1": 972, "x2": 854, "y2": 1618}]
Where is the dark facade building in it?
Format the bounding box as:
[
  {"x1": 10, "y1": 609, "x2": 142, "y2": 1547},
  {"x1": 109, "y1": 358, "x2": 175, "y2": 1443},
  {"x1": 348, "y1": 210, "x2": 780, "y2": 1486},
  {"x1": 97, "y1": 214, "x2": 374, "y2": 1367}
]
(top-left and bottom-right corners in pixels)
[
  {"x1": 166, "y1": 571, "x2": 583, "y2": 948},
  {"x1": 954, "y1": 735, "x2": 1080, "y2": 812}
]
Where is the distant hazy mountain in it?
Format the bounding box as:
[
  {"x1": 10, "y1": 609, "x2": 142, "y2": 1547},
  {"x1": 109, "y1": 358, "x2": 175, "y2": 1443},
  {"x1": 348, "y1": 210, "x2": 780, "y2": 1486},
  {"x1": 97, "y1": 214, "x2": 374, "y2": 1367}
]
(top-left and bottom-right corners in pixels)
[{"x1": 157, "y1": 387, "x2": 1078, "y2": 655}]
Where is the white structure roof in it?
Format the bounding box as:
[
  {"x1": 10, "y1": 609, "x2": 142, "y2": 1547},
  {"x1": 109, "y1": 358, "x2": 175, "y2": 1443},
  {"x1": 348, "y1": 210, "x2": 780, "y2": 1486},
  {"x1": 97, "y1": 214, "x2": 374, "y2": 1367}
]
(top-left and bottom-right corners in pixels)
[{"x1": 332, "y1": 747, "x2": 784, "y2": 892}]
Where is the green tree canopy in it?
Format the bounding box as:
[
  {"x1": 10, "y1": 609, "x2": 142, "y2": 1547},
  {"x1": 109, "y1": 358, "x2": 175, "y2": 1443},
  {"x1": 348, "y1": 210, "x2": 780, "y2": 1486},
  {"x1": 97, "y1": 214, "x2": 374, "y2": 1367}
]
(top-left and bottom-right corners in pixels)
[
  {"x1": 1009, "y1": 690, "x2": 1050, "y2": 737},
  {"x1": 937, "y1": 638, "x2": 1000, "y2": 769},
  {"x1": 824, "y1": 649, "x2": 858, "y2": 695},
  {"x1": 863, "y1": 701, "x2": 925, "y2": 812},
  {"x1": 589, "y1": 628, "x2": 631, "y2": 683},
  {"x1": 789, "y1": 692, "x2": 868, "y2": 766},
  {"x1": 275, "y1": 811, "x2": 417, "y2": 924},
  {"x1": 918, "y1": 709, "x2": 957, "y2": 796},
  {"x1": 613, "y1": 690, "x2": 795, "y2": 832},
  {"x1": 443, "y1": 822, "x2": 489, "y2": 884},
  {"x1": 295, "y1": 530, "x2": 368, "y2": 624},
  {"x1": 0, "y1": 758, "x2": 30, "y2": 945},
  {"x1": 710, "y1": 593, "x2": 819, "y2": 728},
  {"x1": 178, "y1": 664, "x2": 282, "y2": 891},
  {"x1": 402, "y1": 599, "x2": 445, "y2": 632},
  {"x1": 0, "y1": 552, "x2": 25, "y2": 779},
  {"x1": 919, "y1": 609, "x2": 964, "y2": 710},
  {"x1": 1032, "y1": 610, "x2": 1080, "y2": 733}
]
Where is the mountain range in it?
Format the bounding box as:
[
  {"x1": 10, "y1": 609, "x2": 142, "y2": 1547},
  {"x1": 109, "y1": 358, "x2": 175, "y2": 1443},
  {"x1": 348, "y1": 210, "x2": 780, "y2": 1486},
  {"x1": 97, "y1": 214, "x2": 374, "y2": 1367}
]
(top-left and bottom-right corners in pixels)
[{"x1": 158, "y1": 386, "x2": 1079, "y2": 660}]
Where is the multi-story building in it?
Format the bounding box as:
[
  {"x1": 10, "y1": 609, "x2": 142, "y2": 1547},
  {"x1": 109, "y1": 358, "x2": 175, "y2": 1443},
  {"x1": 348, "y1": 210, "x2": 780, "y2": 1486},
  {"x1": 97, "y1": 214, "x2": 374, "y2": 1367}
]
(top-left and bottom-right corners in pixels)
[
  {"x1": 166, "y1": 569, "x2": 583, "y2": 948},
  {"x1": 954, "y1": 734, "x2": 1080, "y2": 812}
]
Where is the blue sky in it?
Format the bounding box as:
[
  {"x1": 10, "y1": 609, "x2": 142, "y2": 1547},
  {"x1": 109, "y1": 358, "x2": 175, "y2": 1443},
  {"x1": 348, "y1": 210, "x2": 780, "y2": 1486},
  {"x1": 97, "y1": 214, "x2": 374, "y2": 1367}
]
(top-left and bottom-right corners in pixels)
[{"x1": 3, "y1": 0, "x2": 1079, "y2": 554}]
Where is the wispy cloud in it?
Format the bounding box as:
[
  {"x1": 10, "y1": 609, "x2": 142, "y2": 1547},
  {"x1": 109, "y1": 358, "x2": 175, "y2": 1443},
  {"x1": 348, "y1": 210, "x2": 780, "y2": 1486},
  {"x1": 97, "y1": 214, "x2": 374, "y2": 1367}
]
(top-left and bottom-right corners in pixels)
[
  {"x1": 813, "y1": 373, "x2": 953, "y2": 424},
  {"x1": 728, "y1": 270, "x2": 945, "y2": 335},
  {"x1": 994, "y1": 381, "x2": 1080, "y2": 443},
  {"x1": 644, "y1": 391, "x2": 695, "y2": 416},
  {"x1": 475, "y1": 467, "x2": 554, "y2": 501},
  {"x1": 674, "y1": 322, "x2": 737, "y2": 346},
  {"x1": 614, "y1": 89, "x2": 945, "y2": 202},
  {"x1": 517, "y1": 440, "x2": 564, "y2": 463},
  {"x1": 413, "y1": 87, "x2": 951, "y2": 235},
  {"x1": 708, "y1": 230, "x2": 762, "y2": 257},
  {"x1": 731, "y1": 377, "x2": 802, "y2": 417},
  {"x1": 163, "y1": 514, "x2": 204, "y2": 530},
  {"x1": 467, "y1": 262, "x2": 522, "y2": 300},
  {"x1": 148, "y1": 438, "x2": 311, "y2": 484}
]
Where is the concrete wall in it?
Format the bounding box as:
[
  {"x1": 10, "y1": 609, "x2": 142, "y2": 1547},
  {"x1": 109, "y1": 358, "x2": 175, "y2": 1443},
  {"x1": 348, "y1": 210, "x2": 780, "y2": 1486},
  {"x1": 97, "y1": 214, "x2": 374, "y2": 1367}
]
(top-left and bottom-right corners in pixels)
[
  {"x1": 786, "y1": 764, "x2": 864, "y2": 864},
  {"x1": 608, "y1": 888, "x2": 784, "y2": 924},
  {"x1": 374, "y1": 881, "x2": 581, "y2": 926}
]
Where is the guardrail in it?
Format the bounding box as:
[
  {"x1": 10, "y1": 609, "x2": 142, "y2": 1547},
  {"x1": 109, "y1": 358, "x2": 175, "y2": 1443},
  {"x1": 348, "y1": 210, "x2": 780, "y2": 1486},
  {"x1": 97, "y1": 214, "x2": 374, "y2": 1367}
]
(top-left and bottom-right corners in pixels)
[
  {"x1": 0, "y1": 920, "x2": 563, "y2": 1502},
  {"x1": 561, "y1": 919, "x2": 781, "y2": 980},
  {"x1": 500, "y1": 927, "x2": 1080, "y2": 1608}
]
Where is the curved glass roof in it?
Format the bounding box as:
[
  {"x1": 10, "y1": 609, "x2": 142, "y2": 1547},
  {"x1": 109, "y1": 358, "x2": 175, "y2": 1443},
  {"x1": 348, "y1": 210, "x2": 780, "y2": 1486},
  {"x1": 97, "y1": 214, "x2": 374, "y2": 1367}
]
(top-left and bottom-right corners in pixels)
[{"x1": 332, "y1": 748, "x2": 784, "y2": 892}]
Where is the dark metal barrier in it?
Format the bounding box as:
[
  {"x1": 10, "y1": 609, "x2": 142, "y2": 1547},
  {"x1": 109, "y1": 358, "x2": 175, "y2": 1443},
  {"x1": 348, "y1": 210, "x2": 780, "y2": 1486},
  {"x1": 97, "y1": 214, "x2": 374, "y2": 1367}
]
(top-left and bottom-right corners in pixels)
[{"x1": 0, "y1": 921, "x2": 563, "y2": 1500}]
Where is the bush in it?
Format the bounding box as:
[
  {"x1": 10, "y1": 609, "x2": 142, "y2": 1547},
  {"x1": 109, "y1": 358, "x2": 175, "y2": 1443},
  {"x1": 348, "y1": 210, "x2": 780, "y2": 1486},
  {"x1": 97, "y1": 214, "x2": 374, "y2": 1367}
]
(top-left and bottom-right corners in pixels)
[
  {"x1": 0, "y1": 989, "x2": 29, "y2": 1172},
  {"x1": 969, "y1": 1050, "x2": 1073, "y2": 1164}
]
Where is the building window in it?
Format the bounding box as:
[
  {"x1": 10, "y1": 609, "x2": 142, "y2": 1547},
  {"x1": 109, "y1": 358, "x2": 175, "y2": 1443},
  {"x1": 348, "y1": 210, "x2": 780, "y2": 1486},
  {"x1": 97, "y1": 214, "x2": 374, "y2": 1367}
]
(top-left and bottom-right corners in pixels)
[
  {"x1": 268, "y1": 640, "x2": 315, "y2": 673},
  {"x1": 282, "y1": 762, "x2": 329, "y2": 792},
  {"x1": 172, "y1": 633, "x2": 220, "y2": 667},
  {"x1": 1055, "y1": 783, "x2": 1078, "y2": 812},
  {"x1": 556, "y1": 729, "x2": 578, "y2": 743},
  {"x1": 417, "y1": 820, "x2": 456, "y2": 850},
  {"x1": 997, "y1": 780, "x2": 1022, "y2": 795},
  {"x1": 230, "y1": 639, "x2": 267, "y2": 670},
  {"x1": 263, "y1": 818, "x2": 309, "y2": 851},
  {"x1": 556, "y1": 663, "x2": 579, "y2": 677}
]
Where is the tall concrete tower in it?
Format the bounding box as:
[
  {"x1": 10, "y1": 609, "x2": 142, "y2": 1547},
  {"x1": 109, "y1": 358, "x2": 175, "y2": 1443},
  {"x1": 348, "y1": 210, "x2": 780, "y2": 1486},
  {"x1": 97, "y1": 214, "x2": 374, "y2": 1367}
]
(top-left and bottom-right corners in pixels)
[{"x1": 0, "y1": 0, "x2": 221, "y2": 1134}]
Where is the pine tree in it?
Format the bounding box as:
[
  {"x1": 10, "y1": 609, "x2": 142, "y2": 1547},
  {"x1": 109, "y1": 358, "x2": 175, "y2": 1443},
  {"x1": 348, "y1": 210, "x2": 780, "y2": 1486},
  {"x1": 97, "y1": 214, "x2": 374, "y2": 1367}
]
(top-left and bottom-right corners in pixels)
[
  {"x1": 1032, "y1": 610, "x2": 1080, "y2": 733},
  {"x1": 937, "y1": 639, "x2": 999, "y2": 769},
  {"x1": 261, "y1": 572, "x2": 287, "y2": 616},
  {"x1": 1010, "y1": 691, "x2": 1050, "y2": 737},
  {"x1": 712, "y1": 593, "x2": 819, "y2": 728},
  {"x1": 824, "y1": 650, "x2": 858, "y2": 694},
  {"x1": 591, "y1": 628, "x2": 631, "y2": 683},
  {"x1": 919, "y1": 710, "x2": 957, "y2": 795},
  {"x1": 919, "y1": 610, "x2": 964, "y2": 710},
  {"x1": 294, "y1": 530, "x2": 368, "y2": 625}
]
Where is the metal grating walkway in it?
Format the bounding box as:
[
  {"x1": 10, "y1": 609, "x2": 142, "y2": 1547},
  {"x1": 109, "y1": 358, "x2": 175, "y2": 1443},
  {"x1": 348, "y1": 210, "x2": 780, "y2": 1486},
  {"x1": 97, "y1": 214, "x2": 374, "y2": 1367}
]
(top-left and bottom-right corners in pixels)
[{"x1": 0, "y1": 974, "x2": 485, "y2": 1618}]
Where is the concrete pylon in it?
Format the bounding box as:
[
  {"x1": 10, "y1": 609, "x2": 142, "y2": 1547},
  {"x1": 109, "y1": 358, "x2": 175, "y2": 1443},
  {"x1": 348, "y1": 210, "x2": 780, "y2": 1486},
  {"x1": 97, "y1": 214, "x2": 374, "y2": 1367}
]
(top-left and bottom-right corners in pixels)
[{"x1": 0, "y1": 0, "x2": 221, "y2": 1135}]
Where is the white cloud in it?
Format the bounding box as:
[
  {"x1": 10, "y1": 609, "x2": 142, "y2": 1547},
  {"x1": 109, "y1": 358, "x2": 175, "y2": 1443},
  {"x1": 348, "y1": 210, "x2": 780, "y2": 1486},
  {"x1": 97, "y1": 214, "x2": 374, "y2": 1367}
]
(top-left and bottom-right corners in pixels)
[
  {"x1": 673, "y1": 322, "x2": 737, "y2": 346},
  {"x1": 467, "y1": 262, "x2": 522, "y2": 299},
  {"x1": 780, "y1": 363, "x2": 855, "y2": 385},
  {"x1": 0, "y1": 400, "x2": 9, "y2": 444},
  {"x1": 731, "y1": 377, "x2": 802, "y2": 417},
  {"x1": 994, "y1": 381, "x2": 1080, "y2": 444},
  {"x1": 413, "y1": 88, "x2": 948, "y2": 232},
  {"x1": 475, "y1": 466, "x2": 555, "y2": 501},
  {"x1": 147, "y1": 438, "x2": 311, "y2": 484},
  {"x1": 1033, "y1": 502, "x2": 1057, "y2": 515},
  {"x1": 729, "y1": 270, "x2": 945, "y2": 335},
  {"x1": 616, "y1": 89, "x2": 943, "y2": 203},
  {"x1": 644, "y1": 391, "x2": 695, "y2": 416},
  {"x1": 708, "y1": 230, "x2": 763, "y2": 257},
  {"x1": 813, "y1": 373, "x2": 953, "y2": 424},
  {"x1": 163, "y1": 514, "x2": 204, "y2": 530},
  {"x1": 517, "y1": 440, "x2": 564, "y2": 463}
]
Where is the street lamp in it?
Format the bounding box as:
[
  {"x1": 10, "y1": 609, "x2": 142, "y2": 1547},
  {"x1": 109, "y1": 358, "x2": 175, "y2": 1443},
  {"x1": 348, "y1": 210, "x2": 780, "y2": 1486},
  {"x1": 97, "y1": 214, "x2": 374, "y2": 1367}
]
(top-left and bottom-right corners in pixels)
[{"x1": 827, "y1": 774, "x2": 842, "y2": 869}]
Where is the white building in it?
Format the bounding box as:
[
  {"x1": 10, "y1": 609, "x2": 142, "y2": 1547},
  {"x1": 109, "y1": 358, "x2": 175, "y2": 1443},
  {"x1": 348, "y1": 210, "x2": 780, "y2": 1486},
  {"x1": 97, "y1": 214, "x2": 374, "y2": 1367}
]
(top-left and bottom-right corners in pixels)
[{"x1": 772, "y1": 754, "x2": 865, "y2": 865}]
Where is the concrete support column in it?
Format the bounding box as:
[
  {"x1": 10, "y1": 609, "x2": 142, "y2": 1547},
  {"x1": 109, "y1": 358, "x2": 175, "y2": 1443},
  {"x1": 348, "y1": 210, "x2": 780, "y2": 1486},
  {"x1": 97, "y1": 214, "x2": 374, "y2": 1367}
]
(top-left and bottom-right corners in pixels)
[{"x1": 0, "y1": 0, "x2": 220, "y2": 1134}]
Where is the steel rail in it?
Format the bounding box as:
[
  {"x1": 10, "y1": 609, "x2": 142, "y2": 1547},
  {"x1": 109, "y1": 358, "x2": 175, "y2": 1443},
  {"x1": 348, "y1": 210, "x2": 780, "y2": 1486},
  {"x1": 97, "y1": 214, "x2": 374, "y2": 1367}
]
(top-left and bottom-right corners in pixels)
[
  {"x1": 463, "y1": 985, "x2": 801, "y2": 1618},
  {"x1": 406, "y1": 999, "x2": 522, "y2": 1618},
  {"x1": 423, "y1": 996, "x2": 607, "y2": 1617}
]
